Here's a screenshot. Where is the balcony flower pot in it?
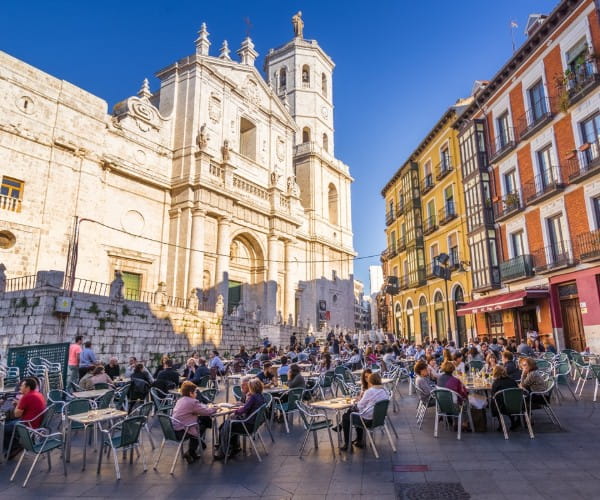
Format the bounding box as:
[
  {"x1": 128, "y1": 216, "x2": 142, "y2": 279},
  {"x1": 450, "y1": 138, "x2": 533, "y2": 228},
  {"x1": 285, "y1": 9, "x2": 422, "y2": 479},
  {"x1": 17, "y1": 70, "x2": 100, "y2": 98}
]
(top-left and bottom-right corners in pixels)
[
  {"x1": 505, "y1": 193, "x2": 520, "y2": 208},
  {"x1": 565, "y1": 150, "x2": 577, "y2": 160},
  {"x1": 579, "y1": 143, "x2": 591, "y2": 152}
]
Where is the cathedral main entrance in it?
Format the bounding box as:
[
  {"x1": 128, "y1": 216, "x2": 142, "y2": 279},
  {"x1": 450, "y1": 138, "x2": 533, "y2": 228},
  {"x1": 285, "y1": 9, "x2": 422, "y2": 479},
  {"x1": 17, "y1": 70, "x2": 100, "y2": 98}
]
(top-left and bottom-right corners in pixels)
[{"x1": 228, "y1": 233, "x2": 266, "y2": 317}]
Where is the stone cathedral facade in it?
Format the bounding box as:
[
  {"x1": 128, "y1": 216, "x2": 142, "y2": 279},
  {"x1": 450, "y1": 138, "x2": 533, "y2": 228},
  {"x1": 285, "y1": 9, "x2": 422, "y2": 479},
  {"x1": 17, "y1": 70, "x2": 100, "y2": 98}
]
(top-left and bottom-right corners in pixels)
[{"x1": 0, "y1": 15, "x2": 357, "y2": 330}]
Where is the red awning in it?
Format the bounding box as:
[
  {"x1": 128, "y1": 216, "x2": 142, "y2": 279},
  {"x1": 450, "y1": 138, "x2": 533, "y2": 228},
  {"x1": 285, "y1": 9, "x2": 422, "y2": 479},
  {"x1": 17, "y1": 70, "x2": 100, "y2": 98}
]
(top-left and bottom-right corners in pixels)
[{"x1": 456, "y1": 289, "x2": 548, "y2": 316}]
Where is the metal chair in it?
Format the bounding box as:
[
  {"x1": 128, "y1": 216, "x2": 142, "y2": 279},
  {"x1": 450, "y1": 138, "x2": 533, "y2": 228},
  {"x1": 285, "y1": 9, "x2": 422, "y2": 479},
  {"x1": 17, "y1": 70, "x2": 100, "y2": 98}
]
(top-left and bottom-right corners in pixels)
[
  {"x1": 232, "y1": 385, "x2": 244, "y2": 402},
  {"x1": 95, "y1": 390, "x2": 115, "y2": 410},
  {"x1": 553, "y1": 361, "x2": 577, "y2": 401},
  {"x1": 247, "y1": 368, "x2": 261, "y2": 375},
  {"x1": 94, "y1": 383, "x2": 110, "y2": 390},
  {"x1": 113, "y1": 383, "x2": 130, "y2": 412},
  {"x1": 97, "y1": 416, "x2": 147, "y2": 480},
  {"x1": 10, "y1": 424, "x2": 66, "y2": 487},
  {"x1": 573, "y1": 356, "x2": 593, "y2": 397},
  {"x1": 493, "y1": 388, "x2": 534, "y2": 439},
  {"x1": 318, "y1": 371, "x2": 336, "y2": 400},
  {"x1": 431, "y1": 388, "x2": 472, "y2": 440},
  {"x1": 468, "y1": 360, "x2": 484, "y2": 372},
  {"x1": 150, "y1": 387, "x2": 176, "y2": 415},
  {"x1": 225, "y1": 404, "x2": 269, "y2": 464},
  {"x1": 527, "y1": 379, "x2": 561, "y2": 429},
  {"x1": 414, "y1": 384, "x2": 434, "y2": 430},
  {"x1": 272, "y1": 387, "x2": 304, "y2": 433},
  {"x1": 349, "y1": 399, "x2": 396, "y2": 459},
  {"x1": 296, "y1": 401, "x2": 335, "y2": 457},
  {"x1": 129, "y1": 401, "x2": 156, "y2": 449},
  {"x1": 195, "y1": 375, "x2": 211, "y2": 388},
  {"x1": 62, "y1": 398, "x2": 95, "y2": 463},
  {"x1": 153, "y1": 413, "x2": 197, "y2": 474},
  {"x1": 197, "y1": 388, "x2": 217, "y2": 404},
  {"x1": 6, "y1": 405, "x2": 58, "y2": 461},
  {"x1": 47, "y1": 389, "x2": 72, "y2": 413}
]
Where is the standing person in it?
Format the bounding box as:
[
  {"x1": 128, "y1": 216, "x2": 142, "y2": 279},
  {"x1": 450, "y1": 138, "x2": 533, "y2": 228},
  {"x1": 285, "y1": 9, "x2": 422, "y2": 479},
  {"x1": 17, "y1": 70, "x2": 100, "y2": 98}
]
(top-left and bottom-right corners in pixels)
[
  {"x1": 79, "y1": 341, "x2": 97, "y2": 379},
  {"x1": 289, "y1": 333, "x2": 297, "y2": 348},
  {"x1": 68, "y1": 335, "x2": 83, "y2": 385}
]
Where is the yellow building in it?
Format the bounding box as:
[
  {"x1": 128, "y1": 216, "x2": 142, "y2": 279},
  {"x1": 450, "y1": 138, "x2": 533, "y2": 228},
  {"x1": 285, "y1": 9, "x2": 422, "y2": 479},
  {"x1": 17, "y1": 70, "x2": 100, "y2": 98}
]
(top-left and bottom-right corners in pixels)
[{"x1": 382, "y1": 100, "x2": 473, "y2": 345}]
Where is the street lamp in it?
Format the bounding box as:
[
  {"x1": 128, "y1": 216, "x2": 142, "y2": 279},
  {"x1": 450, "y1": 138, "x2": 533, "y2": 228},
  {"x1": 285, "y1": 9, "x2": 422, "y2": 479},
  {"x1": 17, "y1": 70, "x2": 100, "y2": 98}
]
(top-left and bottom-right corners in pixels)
[{"x1": 435, "y1": 253, "x2": 453, "y2": 342}]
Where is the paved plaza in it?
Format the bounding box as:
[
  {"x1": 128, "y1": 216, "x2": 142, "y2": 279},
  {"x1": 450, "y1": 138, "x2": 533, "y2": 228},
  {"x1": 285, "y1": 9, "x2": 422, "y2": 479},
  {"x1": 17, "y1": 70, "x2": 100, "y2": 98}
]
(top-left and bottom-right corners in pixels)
[{"x1": 1, "y1": 382, "x2": 600, "y2": 500}]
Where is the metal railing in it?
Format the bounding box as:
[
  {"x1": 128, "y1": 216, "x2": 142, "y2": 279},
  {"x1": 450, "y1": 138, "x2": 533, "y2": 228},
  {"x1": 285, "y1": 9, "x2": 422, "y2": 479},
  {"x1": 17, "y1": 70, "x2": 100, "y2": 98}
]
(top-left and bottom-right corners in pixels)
[
  {"x1": 489, "y1": 127, "x2": 517, "y2": 162},
  {"x1": 385, "y1": 210, "x2": 395, "y2": 226},
  {"x1": 532, "y1": 241, "x2": 574, "y2": 272},
  {"x1": 0, "y1": 195, "x2": 21, "y2": 212},
  {"x1": 565, "y1": 140, "x2": 600, "y2": 182},
  {"x1": 492, "y1": 191, "x2": 523, "y2": 221},
  {"x1": 566, "y1": 60, "x2": 600, "y2": 104},
  {"x1": 397, "y1": 236, "x2": 406, "y2": 252},
  {"x1": 396, "y1": 199, "x2": 405, "y2": 217},
  {"x1": 421, "y1": 174, "x2": 434, "y2": 194},
  {"x1": 435, "y1": 156, "x2": 453, "y2": 180},
  {"x1": 408, "y1": 269, "x2": 427, "y2": 288},
  {"x1": 500, "y1": 254, "x2": 535, "y2": 282},
  {"x1": 438, "y1": 201, "x2": 457, "y2": 225},
  {"x1": 575, "y1": 229, "x2": 600, "y2": 262},
  {"x1": 423, "y1": 215, "x2": 438, "y2": 235},
  {"x1": 522, "y1": 168, "x2": 565, "y2": 204},
  {"x1": 5, "y1": 275, "x2": 37, "y2": 292},
  {"x1": 517, "y1": 97, "x2": 553, "y2": 139}
]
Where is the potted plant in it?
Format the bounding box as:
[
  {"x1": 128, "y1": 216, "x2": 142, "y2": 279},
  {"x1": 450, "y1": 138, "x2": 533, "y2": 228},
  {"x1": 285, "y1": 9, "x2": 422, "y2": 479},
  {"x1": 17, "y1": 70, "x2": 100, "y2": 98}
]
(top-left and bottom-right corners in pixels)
[
  {"x1": 565, "y1": 148, "x2": 577, "y2": 160},
  {"x1": 505, "y1": 192, "x2": 520, "y2": 209}
]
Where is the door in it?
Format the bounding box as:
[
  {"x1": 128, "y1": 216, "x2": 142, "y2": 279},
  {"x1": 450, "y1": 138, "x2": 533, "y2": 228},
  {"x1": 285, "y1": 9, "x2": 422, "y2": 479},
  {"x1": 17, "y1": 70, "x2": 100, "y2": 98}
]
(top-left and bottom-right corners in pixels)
[
  {"x1": 561, "y1": 298, "x2": 585, "y2": 352},
  {"x1": 228, "y1": 280, "x2": 242, "y2": 314},
  {"x1": 121, "y1": 271, "x2": 141, "y2": 301}
]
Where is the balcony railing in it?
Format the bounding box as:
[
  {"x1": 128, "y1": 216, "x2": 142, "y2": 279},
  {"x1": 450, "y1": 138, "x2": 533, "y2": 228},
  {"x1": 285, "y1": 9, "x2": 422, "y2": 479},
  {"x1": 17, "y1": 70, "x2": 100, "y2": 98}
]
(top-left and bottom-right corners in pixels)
[
  {"x1": 400, "y1": 276, "x2": 409, "y2": 290},
  {"x1": 492, "y1": 191, "x2": 523, "y2": 222},
  {"x1": 423, "y1": 215, "x2": 438, "y2": 235},
  {"x1": 575, "y1": 229, "x2": 600, "y2": 262},
  {"x1": 426, "y1": 262, "x2": 443, "y2": 279},
  {"x1": 566, "y1": 61, "x2": 600, "y2": 106},
  {"x1": 467, "y1": 205, "x2": 495, "y2": 233},
  {"x1": 408, "y1": 269, "x2": 427, "y2": 288},
  {"x1": 439, "y1": 201, "x2": 457, "y2": 225},
  {"x1": 385, "y1": 211, "x2": 395, "y2": 226},
  {"x1": 435, "y1": 157, "x2": 453, "y2": 180},
  {"x1": 564, "y1": 141, "x2": 600, "y2": 183},
  {"x1": 522, "y1": 168, "x2": 565, "y2": 205},
  {"x1": 517, "y1": 97, "x2": 553, "y2": 140},
  {"x1": 421, "y1": 174, "x2": 434, "y2": 194},
  {"x1": 397, "y1": 236, "x2": 406, "y2": 252},
  {"x1": 489, "y1": 127, "x2": 518, "y2": 163},
  {"x1": 532, "y1": 241, "x2": 575, "y2": 273},
  {"x1": 396, "y1": 199, "x2": 405, "y2": 217},
  {"x1": 388, "y1": 244, "x2": 398, "y2": 258},
  {"x1": 0, "y1": 195, "x2": 21, "y2": 213},
  {"x1": 500, "y1": 254, "x2": 535, "y2": 282}
]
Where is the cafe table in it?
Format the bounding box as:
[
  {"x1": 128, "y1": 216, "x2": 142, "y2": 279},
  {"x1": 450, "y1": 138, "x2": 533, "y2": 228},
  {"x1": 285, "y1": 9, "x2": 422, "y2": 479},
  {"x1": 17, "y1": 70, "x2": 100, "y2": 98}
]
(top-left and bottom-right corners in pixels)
[
  {"x1": 71, "y1": 388, "x2": 111, "y2": 399},
  {"x1": 310, "y1": 397, "x2": 355, "y2": 447},
  {"x1": 205, "y1": 402, "x2": 238, "y2": 450},
  {"x1": 67, "y1": 407, "x2": 127, "y2": 470}
]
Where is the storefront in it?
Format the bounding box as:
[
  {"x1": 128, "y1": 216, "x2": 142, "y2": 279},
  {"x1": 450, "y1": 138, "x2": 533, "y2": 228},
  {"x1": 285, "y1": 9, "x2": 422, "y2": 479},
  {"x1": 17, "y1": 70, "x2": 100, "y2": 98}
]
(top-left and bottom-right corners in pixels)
[{"x1": 456, "y1": 289, "x2": 551, "y2": 345}]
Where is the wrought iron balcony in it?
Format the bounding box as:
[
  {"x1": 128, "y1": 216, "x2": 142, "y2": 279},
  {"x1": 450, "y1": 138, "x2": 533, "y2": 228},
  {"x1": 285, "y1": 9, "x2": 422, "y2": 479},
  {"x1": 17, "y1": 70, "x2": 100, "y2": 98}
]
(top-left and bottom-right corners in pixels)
[
  {"x1": 575, "y1": 229, "x2": 600, "y2": 262},
  {"x1": 517, "y1": 97, "x2": 553, "y2": 141},
  {"x1": 423, "y1": 215, "x2": 438, "y2": 236},
  {"x1": 435, "y1": 157, "x2": 453, "y2": 180},
  {"x1": 467, "y1": 205, "x2": 495, "y2": 233},
  {"x1": 532, "y1": 241, "x2": 575, "y2": 273},
  {"x1": 388, "y1": 244, "x2": 398, "y2": 258},
  {"x1": 439, "y1": 201, "x2": 457, "y2": 225},
  {"x1": 426, "y1": 262, "x2": 443, "y2": 279},
  {"x1": 408, "y1": 269, "x2": 427, "y2": 288},
  {"x1": 489, "y1": 127, "x2": 518, "y2": 164},
  {"x1": 566, "y1": 61, "x2": 600, "y2": 106},
  {"x1": 0, "y1": 195, "x2": 21, "y2": 213},
  {"x1": 522, "y1": 168, "x2": 565, "y2": 205},
  {"x1": 400, "y1": 276, "x2": 409, "y2": 290},
  {"x1": 396, "y1": 199, "x2": 405, "y2": 217},
  {"x1": 397, "y1": 236, "x2": 407, "y2": 252},
  {"x1": 564, "y1": 141, "x2": 600, "y2": 183},
  {"x1": 500, "y1": 254, "x2": 535, "y2": 282},
  {"x1": 492, "y1": 191, "x2": 524, "y2": 222},
  {"x1": 421, "y1": 174, "x2": 434, "y2": 194},
  {"x1": 385, "y1": 210, "x2": 395, "y2": 226}
]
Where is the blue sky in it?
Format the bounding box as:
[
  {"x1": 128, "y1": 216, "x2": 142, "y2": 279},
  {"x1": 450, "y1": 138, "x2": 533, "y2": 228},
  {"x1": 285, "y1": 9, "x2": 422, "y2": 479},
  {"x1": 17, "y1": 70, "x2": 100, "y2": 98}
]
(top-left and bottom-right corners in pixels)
[{"x1": 1, "y1": 0, "x2": 558, "y2": 287}]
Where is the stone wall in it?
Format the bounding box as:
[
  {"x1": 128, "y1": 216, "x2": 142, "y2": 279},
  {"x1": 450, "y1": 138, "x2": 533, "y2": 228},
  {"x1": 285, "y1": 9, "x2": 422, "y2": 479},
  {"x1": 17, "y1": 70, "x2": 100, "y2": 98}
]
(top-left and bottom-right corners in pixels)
[{"x1": 0, "y1": 286, "x2": 263, "y2": 367}]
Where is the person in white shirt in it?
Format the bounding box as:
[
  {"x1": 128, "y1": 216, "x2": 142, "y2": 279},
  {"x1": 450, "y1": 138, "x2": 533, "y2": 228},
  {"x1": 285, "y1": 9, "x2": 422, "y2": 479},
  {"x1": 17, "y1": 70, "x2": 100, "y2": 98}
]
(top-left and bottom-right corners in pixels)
[
  {"x1": 346, "y1": 349, "x2": 362, "y2": 369},
  {"x1": 336, "y1": 372, "x2": 388, "y2": 450},
  {"x1": 209, "y1": 350, "x2": 225, "y2": 375},
  {"x1": 278, "y1": 356, "x2": 290, "y2": 377}
]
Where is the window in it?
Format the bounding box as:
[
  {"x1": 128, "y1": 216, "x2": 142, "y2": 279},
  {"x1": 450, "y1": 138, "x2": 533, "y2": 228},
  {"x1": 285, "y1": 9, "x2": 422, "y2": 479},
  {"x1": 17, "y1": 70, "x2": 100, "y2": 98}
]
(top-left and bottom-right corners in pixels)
[
  {"x1": 547, "y1": 214, "x2": 566, "y2": 262},
  {"x1": 322, "y1": 133, "x2": 329, "y2": 152},
  {"x1": 328, "y1": 183, "x2": 338, "y2": 225},
  {"x1": 0, "y1": 176, "x2": 24, "y2": 212},
  {"x1": 536, "y1": 145, "x2": 555, "y2": 188},
  {"x1": 444, "y1": 186, "x2": 454, "y2": 215},
  {"x1": 503, "y1": 169, "x2": 517, "y2": 194},
  {"x1": 496, "y1": 111, "x2": 511, "y2": 148},
  {"x1": 433, "y1": 291, "x2": 445, "y2": 339},
  {"x1": 448, "y1": 233, "x2": 459, "y2": 266},
  {"x1": 390, "y1": 230, "x2": 396, "y2": 252},
  {"x1": 279, "y1": 68, "x2": 287, "y2": 91},
  {"x1": 528, "y1": 80, "x2": 547, "y2": 122},
  {"x1": 392, "y1": 266, "x2": 398, "y2": 277},
  {"x1": 430, "y1": 243, "x2": 439, "y2": 262},
  {"x1": 302, "y1": 127, "x2": 311, "y2": 143},
  {"x1": 302, "y1": 65, "x2": 310, "y2": 87},
  {"x1": 427, "y1": 199, "x2": 435, "y2": 219},
  {"x1": 419, "y1": 296, "x2": 429, "y2": 339},
  {"x1": 240, "y1": 117, "x2": 257, "y2": 160},
  {"x1": 121, "y1": 271, "x2": 142, "y2": 301},
  {"x1": 566, "y1": 38, "x2": 588, "y2": 74},
  {"x1": 511, "y1": 231, "x2": 525, "y2": 257},
  {"x1": 580, "y1": 113, "x2": 600, "y2": 165},
  {"x1": 593, "y1": 196, "x2": 600, "y2": 229},
  {"x1": 423, "y1": 161, "x2": 433, "y2": 188},
  {"x1": 486, "y1": 312, "x2": 504, "y2": 339},
  {"x1": 388, "y1": 199, "x2": 394, "y2": 217},
  {"x1": 321, "y1": 73, "x2": 328, "y2": 97}
]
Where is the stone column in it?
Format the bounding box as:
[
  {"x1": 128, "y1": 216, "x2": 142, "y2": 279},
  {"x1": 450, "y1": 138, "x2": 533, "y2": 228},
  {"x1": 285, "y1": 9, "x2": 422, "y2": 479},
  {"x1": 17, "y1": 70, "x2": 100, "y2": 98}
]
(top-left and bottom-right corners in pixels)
[
  {"x1": 264, "y1": 233, "x2": 279, "y2": 324},
  {"x1": 215, "y1": 217, "x2": 231, "y2": 287},
  {"x1": 187, "y1": 207, "x2": 206, "y2": 295},
  {"x1": 284, "y1": 239, "x2": 296, "y2": 323}
]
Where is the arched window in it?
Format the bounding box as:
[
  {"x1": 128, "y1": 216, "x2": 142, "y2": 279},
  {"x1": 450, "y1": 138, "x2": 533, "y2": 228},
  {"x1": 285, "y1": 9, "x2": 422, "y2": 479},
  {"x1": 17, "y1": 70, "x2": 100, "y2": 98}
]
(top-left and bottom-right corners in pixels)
[
  {"x1": 328, "y1": 183, "x2": 338, "y2": 225},
  {"x1": 454, "y1": 285, "x2": 466, "y2": 346},
  {"x1": 279, "y1": 68, "x2": 287, "y2": 91},
  {"x1": 322, "y1": 133, "x2": 329, "y2": 152},
  {"x1": 240, "y1": 117, "x2": 257, "y2": 160},
  {"x1": 434, "y1": 291, "x2": 445, "y2": 340},
  {"x1": 302, "y1": 65, "x2": 310, "y2": 87},
  {"x1": 419, "y1": 296, "x2": 429, "y2": 341},
  {"x1": 302, "y1": 127, "x2": 311, "y2": 143},
  {"x1": 321, "y1": 73, "x2": 327, "y2": 97},
  {"x1": 406, "y1": 299, "x2": 414, "y2": 342},
  {"x1": 394, "y1": 302, "x2": 402, "y2": 337}
]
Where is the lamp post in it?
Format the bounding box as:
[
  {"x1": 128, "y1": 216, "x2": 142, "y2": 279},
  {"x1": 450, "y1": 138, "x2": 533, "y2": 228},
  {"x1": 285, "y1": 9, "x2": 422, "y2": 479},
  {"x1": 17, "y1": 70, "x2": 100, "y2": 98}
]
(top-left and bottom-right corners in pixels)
[{"x1": 435, "y1": 253, "x2": 453, "y2": 342}]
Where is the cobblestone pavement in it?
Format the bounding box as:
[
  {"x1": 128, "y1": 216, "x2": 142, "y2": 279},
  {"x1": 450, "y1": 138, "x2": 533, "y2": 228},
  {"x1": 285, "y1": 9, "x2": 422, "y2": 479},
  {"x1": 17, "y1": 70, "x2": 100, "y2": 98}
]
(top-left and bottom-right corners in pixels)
[{"x1": 1, "y1": 381, "x2": 600, "y2": 499}]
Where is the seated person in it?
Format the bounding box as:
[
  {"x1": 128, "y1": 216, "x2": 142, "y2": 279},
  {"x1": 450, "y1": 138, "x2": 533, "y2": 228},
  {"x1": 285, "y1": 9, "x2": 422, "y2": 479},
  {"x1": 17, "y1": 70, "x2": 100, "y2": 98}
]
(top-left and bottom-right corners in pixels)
[
  {"x1": 104, "y1": 357, "x2": 120, "y2": 380},
  {"x1": 79, "y1": 366, "x2": 95, "y2": 390},
  {"x1": 128, "y1": 363, "x2": 153, "y2": 408},
  {"x1": 191, "y1": 358, "x2": 211, "y2": 385},
  {"x1": 209, "y1": 351, "x2": 226, "y2": 376},
  {"x1": 491, "y1": 365, "x2": 519, "y2": 430},
  {"x1": 437, "y1": 361, "x2": 468, "y2": 401},
  {"x1": 426, "y1": 356, "x2": 439, "y2": 380},
  {"x1": 214, "y1": 378, "x2": 265, "y2": 460},
  {"x1": 277, "y1": 356, "x2": 290, "y2": 379},
  {"x1": 257, "y1": 362, "x2": 276, "y2": 386},
  {"x1": 172, "y1": 381, "x2": 217, "y2": 463},
  {"x1": 337, "y1": 372, "x2": 388, "y2": 450},
  {"x1": 453, "y1": 353, "x2": 466, "y2": 374},
  {"x1": 519, "y1": 358, "x2": 547, "y2": 408},
  {"x1": 154, "y1": 359, "x2": 180, "y2": 392},
  {"x1": 319, "y1": 353, "x2": 332, "y2": 373},
  {"x1": 90, "y1": 365, "x2": 113, "y2": 387},
  {"x1": 346, "y1": 349, "x2": 362, "y2": 370},
  {"x1": 287, "y1": 364, "x2": 305, "y2": 389},
  {"x1": 414, "y1": 360, "x2": 434, "y2": 404},
  {"x1": 236, "y1": 375, "x2": 252, "y2": 403},
  {"x1": 3, "y1": 378, "x2": 46, "y2": 457},
  {"x1": 153, "y1": 354, "x2": 171, "y2": 380},
  {"x1": 182, "y1": 358, "x2": 198, "y2": 380},
  {"x1": 483, "y1": 353, "x2": 498, "y2": 374},
  {"x1": 359, "y1": 368, "x2": 373, "y2": 397},
  {"x1": 502, "y1": 351, "x2": 521, "y2": 381},
  {"x1": 237, "y1": 346, "x2": 250, "y2": 363}
]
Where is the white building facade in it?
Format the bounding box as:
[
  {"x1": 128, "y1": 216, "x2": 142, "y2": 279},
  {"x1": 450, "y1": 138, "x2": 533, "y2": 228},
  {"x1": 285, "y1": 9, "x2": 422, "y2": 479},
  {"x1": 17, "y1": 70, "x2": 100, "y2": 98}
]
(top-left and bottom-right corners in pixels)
[{"x1": 0, "y1": 17, "x2": 356, "y2": 330}]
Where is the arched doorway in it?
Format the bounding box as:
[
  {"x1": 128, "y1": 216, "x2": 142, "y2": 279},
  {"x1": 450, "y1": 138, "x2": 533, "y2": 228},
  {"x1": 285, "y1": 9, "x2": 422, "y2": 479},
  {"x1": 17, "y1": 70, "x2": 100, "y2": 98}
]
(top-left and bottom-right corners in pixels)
[
  {"x1": 228, "y1": 233, "x2": 265, "y2": 314},
  {"x1": 418, "y1": 296, "x2": 429, "y2": 343},
  {"x1": 433, "y1": 291, "x2": 445, "y2": 340},
  {"x1": 394, "y1": 302, "x2": 402, "y2": 337},
  {"x1": 406, "y1": 299, "x2": 414, "y2": 342},
  {"x1": 454, "y1": 285, "x2": 467, "y2": 347}
]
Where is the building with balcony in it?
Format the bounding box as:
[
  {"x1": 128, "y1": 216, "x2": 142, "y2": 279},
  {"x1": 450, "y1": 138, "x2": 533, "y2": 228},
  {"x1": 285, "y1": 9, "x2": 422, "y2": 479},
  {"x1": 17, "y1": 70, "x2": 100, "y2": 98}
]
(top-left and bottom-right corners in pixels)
[
  {"x1": 0, "y1": 17, "x2": 357, "y2": 330},
  {"x1": 455, "y1": 0, "x2": 600, "y2": 352},
  {"x1": 381, "y1": 104, "x2": 473, "y2": 344}
]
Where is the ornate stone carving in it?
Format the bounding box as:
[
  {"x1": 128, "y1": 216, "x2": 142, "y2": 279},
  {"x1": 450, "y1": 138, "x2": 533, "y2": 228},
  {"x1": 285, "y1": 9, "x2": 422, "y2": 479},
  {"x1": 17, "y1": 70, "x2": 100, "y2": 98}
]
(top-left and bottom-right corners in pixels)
[
  {"x1": 154, "y1": 282, "x2": 167, "y2": 306},
  {"x1": 276, "y1": 136, "x2": 285, "y2": 161},
  {"x1": 270, "y1": 166, "x2": 282, "y2": 187},
  {"x1": 187, "y1": 288, "x2": 199, "y2": 313},
  {"x1": 287, "y1": 176, "x2": 300, "y2": 197},
  {"x1": 215, "y1": 294, "x2": 224, "y2": 318},
  {"x1": 109, "y1": 270, "x2": 124, "y2": 300},
  {"x1": 242, "y1": 77, "x2": 261, "y2": 106},
  {"x1": 209, "y1": 94, "x2": 221, "y2": 123},
  {"x1": 221, "y1": 139, "x2": 230, "y2": 162},
  {"x1": 196, "y1": 123, "x2": 209, "y2": 151},
  {"x1": 292, "y1": 11, "x2": 304, "y2": 38}
]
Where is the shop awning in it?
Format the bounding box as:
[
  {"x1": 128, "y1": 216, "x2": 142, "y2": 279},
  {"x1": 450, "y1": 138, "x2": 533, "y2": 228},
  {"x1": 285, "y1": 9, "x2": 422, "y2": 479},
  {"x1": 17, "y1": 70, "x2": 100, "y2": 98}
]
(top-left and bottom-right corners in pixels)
[{"x1": 456, "y1": 289, "x2": 548, "y2": 316}]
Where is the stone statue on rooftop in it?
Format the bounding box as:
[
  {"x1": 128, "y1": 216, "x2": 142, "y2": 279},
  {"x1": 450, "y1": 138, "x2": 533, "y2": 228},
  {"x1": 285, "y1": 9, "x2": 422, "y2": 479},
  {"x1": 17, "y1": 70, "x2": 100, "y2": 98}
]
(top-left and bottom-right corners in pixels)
[
  {"x1": 292, "y1": 11, "x2": 304, "y2": 39},
  {"x1": 109, "y1": 270, "x2": 124, "y2": 300},
  {"x1": 215, "y1": 294, "x2": 224, "y2": 318},
  {"x1": 221, "y1": 139, "x2": 230, "y2": 162},
  {"x1": 188, "y1": 287, "x2": 199, "y2": 312}
]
